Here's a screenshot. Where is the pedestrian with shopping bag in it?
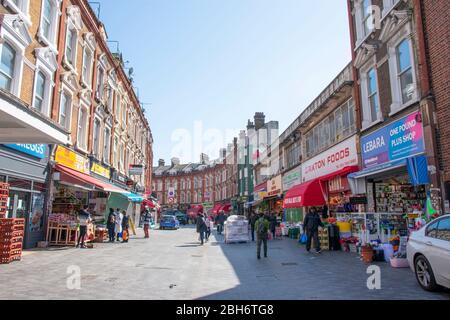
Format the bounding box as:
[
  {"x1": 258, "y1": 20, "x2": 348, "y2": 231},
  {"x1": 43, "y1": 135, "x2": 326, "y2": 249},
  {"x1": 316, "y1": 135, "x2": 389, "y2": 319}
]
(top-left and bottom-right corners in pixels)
[
  {"x1": 121, "y1": 210, "x2": 130, "y2": 243},
  {"x1": 115, "y1": 208, "x2": 123, "y2": 242},
  {"x1": 196, "y1": 213, "x2": 208, "y2": 245},
  {"x1": 107, "y1": 208, "x2": 116, "y2": 242},
  {"x1": 303, "y1": 207, "x2": 324, "y2": 254},
  {"x1": 142, "y1": 207, "x2": 152, "y2": 239}
]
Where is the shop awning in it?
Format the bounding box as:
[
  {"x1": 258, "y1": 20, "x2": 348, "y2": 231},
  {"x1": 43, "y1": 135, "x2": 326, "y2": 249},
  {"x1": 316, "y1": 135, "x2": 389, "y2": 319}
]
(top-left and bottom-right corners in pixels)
[
  {"x1": 55, "y1": 165, "x2": 130, "y2": 194},
  {"x1": 212, "y1": 204, "x2": 222, "y2": 214},
  {"x1": 124, "y1": 192, "x2": 145, "y2": 202},
  {"x1": 317, "y1": 166, "x2": 360, "y2": 182},
  {"x1": 348, "y1": 155, "x2": 429, "y2": 194},
  {"x1": 283, "y1": 179, "x2": 326, "y2": 208},
  {"x1": 221, "y1": 204, "x2": 232, "y2": 213}
]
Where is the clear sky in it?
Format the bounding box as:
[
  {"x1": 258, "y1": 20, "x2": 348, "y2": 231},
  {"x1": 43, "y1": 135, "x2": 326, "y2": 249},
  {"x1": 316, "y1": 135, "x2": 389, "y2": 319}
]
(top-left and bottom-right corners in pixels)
[{"x1": 96, "y1": 0, "x2": 352, "y2": 166}]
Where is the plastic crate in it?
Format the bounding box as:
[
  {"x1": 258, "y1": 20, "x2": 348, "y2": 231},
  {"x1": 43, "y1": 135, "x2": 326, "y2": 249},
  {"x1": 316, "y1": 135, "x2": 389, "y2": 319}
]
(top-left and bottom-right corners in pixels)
[
  {"x1": 0, "y1": 242, "x2": 22, "y2": 251},
  {"x1": 0, "y1": 219, "x2": 25, "y2": 226},
  {"x1": 0, "y1": 230, "x2": 24, "y2": 239},
  {"x1": 0, "y1": 254, "x2": 21, "y2": 264},
  {"x1": 0, "y1": 236, "x2": 23, "y2": 245},
  {"x1": 0, "y1": 224, "x2": 25, "y2": 232},
  {"x1": 0, "y1": 247, "x2": 22, "y2": 256}
]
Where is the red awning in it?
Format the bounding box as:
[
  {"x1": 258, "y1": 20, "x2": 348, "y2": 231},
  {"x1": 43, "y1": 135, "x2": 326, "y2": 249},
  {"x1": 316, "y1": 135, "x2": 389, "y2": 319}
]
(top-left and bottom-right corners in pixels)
[
  {"x1": 142, "y1": 199, "x2": 155, "y2": 208},
  {"x1": 55, "y1": 165, "x2": 126, "y2": 193},
  {"x1": 283, "y1": 179, "x2": 326, "y2": 208},
  {"x1": 317, "y1": 166, "x2": 360, "y2": 182},
  {"x1": 212, "y1": 204, "x2": 222, "y2": 214},
  {"x1": 221, "y1": 204, "x2": 232, "y2": 213}
]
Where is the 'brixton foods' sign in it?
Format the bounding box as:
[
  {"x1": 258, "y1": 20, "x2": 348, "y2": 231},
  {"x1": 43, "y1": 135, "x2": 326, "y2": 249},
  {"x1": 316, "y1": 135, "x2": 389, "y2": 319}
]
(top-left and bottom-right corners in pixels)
[
  {"x1": 361, "y1": 111, "x2": 425, "y2": 169},
  {"x1": 302, "y1": 135, "x2": 358, "y2": 183}
]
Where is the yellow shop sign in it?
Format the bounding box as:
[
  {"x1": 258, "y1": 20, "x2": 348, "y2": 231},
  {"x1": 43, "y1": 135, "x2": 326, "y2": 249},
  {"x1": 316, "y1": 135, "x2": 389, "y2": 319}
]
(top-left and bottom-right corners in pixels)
[
  {"x1": 91, "y1": 162, "x2": 111, "y2": 179},
  {"x1": 55, "y1": 146, "x2": 90, "y2": 174}
]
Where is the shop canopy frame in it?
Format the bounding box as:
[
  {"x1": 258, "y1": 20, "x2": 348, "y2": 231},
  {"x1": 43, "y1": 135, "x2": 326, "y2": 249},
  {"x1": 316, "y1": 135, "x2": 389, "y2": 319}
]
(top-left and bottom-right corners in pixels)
[
  {"x1": 55, "y1": 165, "x2": 144, "y2": 202},
  {"x1": 283, "y1": 166, "x2": 359, "y2": 209}
]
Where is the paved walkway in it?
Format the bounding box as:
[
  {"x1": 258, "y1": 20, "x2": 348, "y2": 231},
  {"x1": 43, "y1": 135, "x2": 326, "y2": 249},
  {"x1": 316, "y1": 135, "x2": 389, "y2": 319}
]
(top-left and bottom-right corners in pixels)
[{"x1": 0, "y1": 226, "x2": 448, "y2": 300}]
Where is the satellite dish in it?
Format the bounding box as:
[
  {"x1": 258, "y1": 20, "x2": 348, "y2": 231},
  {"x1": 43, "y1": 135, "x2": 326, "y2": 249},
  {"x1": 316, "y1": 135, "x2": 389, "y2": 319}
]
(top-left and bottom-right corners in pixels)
[{"x1": 128, "y1": 67, "x2": 134, "y2": 77}]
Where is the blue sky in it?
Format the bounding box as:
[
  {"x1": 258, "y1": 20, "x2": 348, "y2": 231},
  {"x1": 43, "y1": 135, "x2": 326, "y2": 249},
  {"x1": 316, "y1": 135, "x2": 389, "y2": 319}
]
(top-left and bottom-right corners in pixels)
[{"x1": 96, "y1": 0, "x2": 351, "y2": 165}]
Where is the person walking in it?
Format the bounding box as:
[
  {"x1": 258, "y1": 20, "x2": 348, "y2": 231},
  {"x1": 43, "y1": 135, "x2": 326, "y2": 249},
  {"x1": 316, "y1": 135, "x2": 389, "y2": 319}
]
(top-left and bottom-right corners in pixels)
[
  {"x1": 142, "y1": 207, "x2": 152, "y2": 239},
  {"x1": 216, "y1": 210, "x2": 226, "y2": 235},
  {"x1": 115, "y1": 208, "x2": 123, "y2": 242},
  {"x1": 303, "y1": 207, "x2": 325, "y2": 254},
  {"x1": 250, "y1": 212, "x2": 258, "y2": 242},
  {"x1": 107, "y1": 208, "x2": 116, "y2": 242},
  {"x1": 121, "y1": 210, "x2": 130, "y2": 243},
  {"x1": 76, "y1": 205, "x2": 91, "y2": 248},
  {"x1": 255, "y1": 213, "x2": 270, "y2": 260},
  {"x1": 196, "y1": 213, "x2": 208, "y2": 245}
]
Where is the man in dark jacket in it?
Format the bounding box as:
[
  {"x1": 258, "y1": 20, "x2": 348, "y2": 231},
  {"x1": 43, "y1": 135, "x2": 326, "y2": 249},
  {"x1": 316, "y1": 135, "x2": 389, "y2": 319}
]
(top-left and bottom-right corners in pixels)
[
  {"x1": 107, "y1": 208, "x2": 116, "y2": 242},
  {"x1": 196, "y1": 213, "x2": 208, "y2": 245},
  {"x1": 303, "y1": 207, "x2": 324, "y2": 254},
  {"x1": 121, "y1": 210, "x2": 130, "y2": 243},
  {"x1": 255, "y1": 213, "x2": 270, "y2": 259},
  {"x1": 215, "y1": 211, "x2": 226, "y2": 235}
]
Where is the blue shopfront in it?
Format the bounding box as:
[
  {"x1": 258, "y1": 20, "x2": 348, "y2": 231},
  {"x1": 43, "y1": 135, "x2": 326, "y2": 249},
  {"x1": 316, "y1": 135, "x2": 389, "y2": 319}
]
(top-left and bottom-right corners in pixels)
[
  {"x1": 0, "y1": 144, "x2": 50, "y2": 249},
  {"x1": 349, "y1": 111, "x2": 430, "y2": 216}
]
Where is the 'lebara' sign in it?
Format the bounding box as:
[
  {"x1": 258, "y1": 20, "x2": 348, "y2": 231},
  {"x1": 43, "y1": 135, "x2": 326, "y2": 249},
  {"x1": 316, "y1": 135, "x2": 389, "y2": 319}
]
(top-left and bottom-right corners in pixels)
[{"x1": 361, "y1": 111, "x2": 425, "y2": 169}]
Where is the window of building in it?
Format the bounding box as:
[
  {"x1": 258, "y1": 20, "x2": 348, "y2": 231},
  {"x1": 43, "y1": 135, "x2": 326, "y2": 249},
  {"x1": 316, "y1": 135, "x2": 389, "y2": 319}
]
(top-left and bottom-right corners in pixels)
[
  {"x1": 77, "y1": 106, "x2": 88, "y2": 150},
  {"x1": 367, "y1": 68, "x2": 380, "y2": 122},
  {"x1": 4, "y1": 0, "x2": 31, "y2": 25},
  {"x1": 33, "y1": 71, "x2": 46, "y2": 113},
  {"x1": 304, "y1": 98, "x2": 356, "y2": 158},
  {"x1": 59, "y1": 91, "x2": 72, "y2": 129},
  {"x1": 41, "y1": 0, "x2": 52, "y2": 40},
  {"x1": 382, "y1": 0, "x2": 400, "y2": 16},
  {"x1": 82, "y1": 47, "x2": 93, "y2": 86},
  {"x1": 65, "y1": 28, "x2": 77, "y2": 67},
  {"x1": 396, "y1": 39, "x2": 414, "y2": 104},
  {"x1": 103, "y1": 128, "x2": 111, "y2": 164},
  {"x1": 96, "y1": 66, "x2": 104, "y2": 100},
  {"x1": 93, "y1": 119, "x2": 101, "y2": 158},
  {"x1": 119, "y1": 143, "x2": 124, "y2": 171},
  {"x1": 38, "y1": 0, "x2": 60, "y2": 49},
  {"x1": 0, "y1": 42, "x2": 16, "y2": 92}
]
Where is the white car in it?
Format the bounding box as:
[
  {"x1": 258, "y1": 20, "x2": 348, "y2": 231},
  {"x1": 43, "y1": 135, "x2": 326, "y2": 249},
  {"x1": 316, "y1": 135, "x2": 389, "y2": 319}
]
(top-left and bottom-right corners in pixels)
[{"x1": 407, "y1": 214, "x2": 450, "y2": 292}]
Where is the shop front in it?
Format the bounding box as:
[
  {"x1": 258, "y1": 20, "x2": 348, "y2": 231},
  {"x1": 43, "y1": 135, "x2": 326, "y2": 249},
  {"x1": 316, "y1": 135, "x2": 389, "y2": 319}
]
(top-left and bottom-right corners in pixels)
[
  {"x1": 282, "y1": 166, "x2": 303, "y2": 223},
  {"x1": 0, "y1": 144, "x2": 50, "y2": 249},
  {"x1": 49, "y1": 146, "x2": 134, "y2": 247},
  {"x1": 348, "y1": 111, "x2": 432, "y2": 239},
  {"x1": 284, "y1": 135, "x2": 359, "y2": 214},
  {"x1": 251, "y1": 182, "x2": 268, "y2": 211},
  {"x1": 264, "y1": 175, "x2": 283, "y2": 217}
]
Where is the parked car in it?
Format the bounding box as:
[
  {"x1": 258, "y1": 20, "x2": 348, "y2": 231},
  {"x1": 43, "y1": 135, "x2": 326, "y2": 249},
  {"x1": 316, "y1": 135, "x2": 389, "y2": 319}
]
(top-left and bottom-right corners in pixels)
[
  {"x1": 407, "y1": 214, "x2": 450, "y2": 292},
  {"x1": 163, "y1": 210, "x2": 188, "y2": 225},
  {"x1": 160, "y1": 215, "x2": 180, "y2": 230}
]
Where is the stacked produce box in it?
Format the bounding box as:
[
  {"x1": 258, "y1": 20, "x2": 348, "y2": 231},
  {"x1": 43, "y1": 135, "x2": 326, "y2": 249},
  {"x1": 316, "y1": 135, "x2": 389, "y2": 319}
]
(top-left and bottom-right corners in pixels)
[
  {"x1": 0, "y1": 219, "x2": 25, "y2": 264},
  {"x1": 224, "y1": 215, "x2": 249, "y2": 244},
  {"x1": 0, "y1": 182, "x2": 8, "y2": 219},
  {"x1": 0, "y1": 183, "x2": 25, "y2": 264}
]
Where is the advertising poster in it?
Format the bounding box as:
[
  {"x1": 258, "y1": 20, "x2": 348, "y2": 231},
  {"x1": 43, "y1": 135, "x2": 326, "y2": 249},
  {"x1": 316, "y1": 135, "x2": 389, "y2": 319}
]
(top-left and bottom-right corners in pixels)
[{"x1": 30, "y1": 194, "x2": 45, "y2": 232}]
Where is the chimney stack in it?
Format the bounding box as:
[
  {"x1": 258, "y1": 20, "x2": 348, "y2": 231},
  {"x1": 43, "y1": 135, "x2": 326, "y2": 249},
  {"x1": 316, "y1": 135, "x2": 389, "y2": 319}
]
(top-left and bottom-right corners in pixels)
[
  {"x1": 158, "y1": 159, "x2": 165, "y2": 167},
  {"x1": 254, "y1": 112, "x2": 266, "y2": 130}
]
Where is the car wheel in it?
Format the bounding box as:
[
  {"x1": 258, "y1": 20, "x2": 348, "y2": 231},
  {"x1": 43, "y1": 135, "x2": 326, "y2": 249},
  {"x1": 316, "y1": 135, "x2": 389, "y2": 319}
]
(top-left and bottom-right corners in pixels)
[{"x1": 414, "y1": 255, "x2": 439, "y2": 292}]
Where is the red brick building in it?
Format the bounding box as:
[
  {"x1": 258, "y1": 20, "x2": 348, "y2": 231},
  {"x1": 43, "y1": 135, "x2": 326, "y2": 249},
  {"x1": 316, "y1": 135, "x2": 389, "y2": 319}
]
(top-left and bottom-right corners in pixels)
[{"x1": 419, "y1": 0, "x2": 450, "y2": 210}]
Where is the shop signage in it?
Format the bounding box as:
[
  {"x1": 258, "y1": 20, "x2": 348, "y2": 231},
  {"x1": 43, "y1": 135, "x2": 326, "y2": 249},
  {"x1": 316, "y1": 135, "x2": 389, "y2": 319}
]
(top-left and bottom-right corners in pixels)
[
  {"x1": 302, "y1": 135, "x2": 358, "y2": 182},
  {"x1": 267, "y1": 175, "x2": 282, "y2": 197},
  {"x1": 253, "y1": 182, "x2": 267, "y2": 202},
  {"x1": 91, "y1": 162, "x2": 111, "y2": 179},
  {"x1": 361, "y1": 111, "x2": 425, "y2": 169},
  {"x1": 350, "y1": 196, "x2": 368, "y2": 205},
  {"x1": 328, "y1": 176, "x2": 349, "y2": 193},
  {"x1": 3, "y1": 144, "x2": 46, "y2": 159},
  {"x1": 282, "y1": 166, "x2": 302, "y2": 192},
  {"x1": 55, "y1": 146, "x2": 89, "y2": 174},
  {"x1": 129, "y1": 164, "x2": 144, "y2": 176}
]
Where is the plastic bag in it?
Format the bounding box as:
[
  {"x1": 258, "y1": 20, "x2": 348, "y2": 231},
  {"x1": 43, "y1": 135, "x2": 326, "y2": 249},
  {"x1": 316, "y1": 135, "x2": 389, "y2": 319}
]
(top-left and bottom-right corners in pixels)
[{"x1": 299, "y1": 233, "x2": 307, "y2": 244}]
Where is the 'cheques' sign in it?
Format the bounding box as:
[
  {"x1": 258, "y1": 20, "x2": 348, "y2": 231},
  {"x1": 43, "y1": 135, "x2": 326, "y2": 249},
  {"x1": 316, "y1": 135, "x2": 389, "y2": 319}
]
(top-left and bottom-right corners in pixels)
[{"x1": 361, "y1": 111, "x2": 425, "y2": 169}]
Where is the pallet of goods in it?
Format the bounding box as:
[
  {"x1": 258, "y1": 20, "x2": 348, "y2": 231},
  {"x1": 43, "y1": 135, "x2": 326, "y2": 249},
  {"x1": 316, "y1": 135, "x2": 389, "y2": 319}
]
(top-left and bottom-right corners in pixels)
[
  {"x1": 224, "y1": 215, "x2": 249, "y2": 244},
  {"x1": 0, "y1": 218, "x2": 25, "y2": 265}
]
